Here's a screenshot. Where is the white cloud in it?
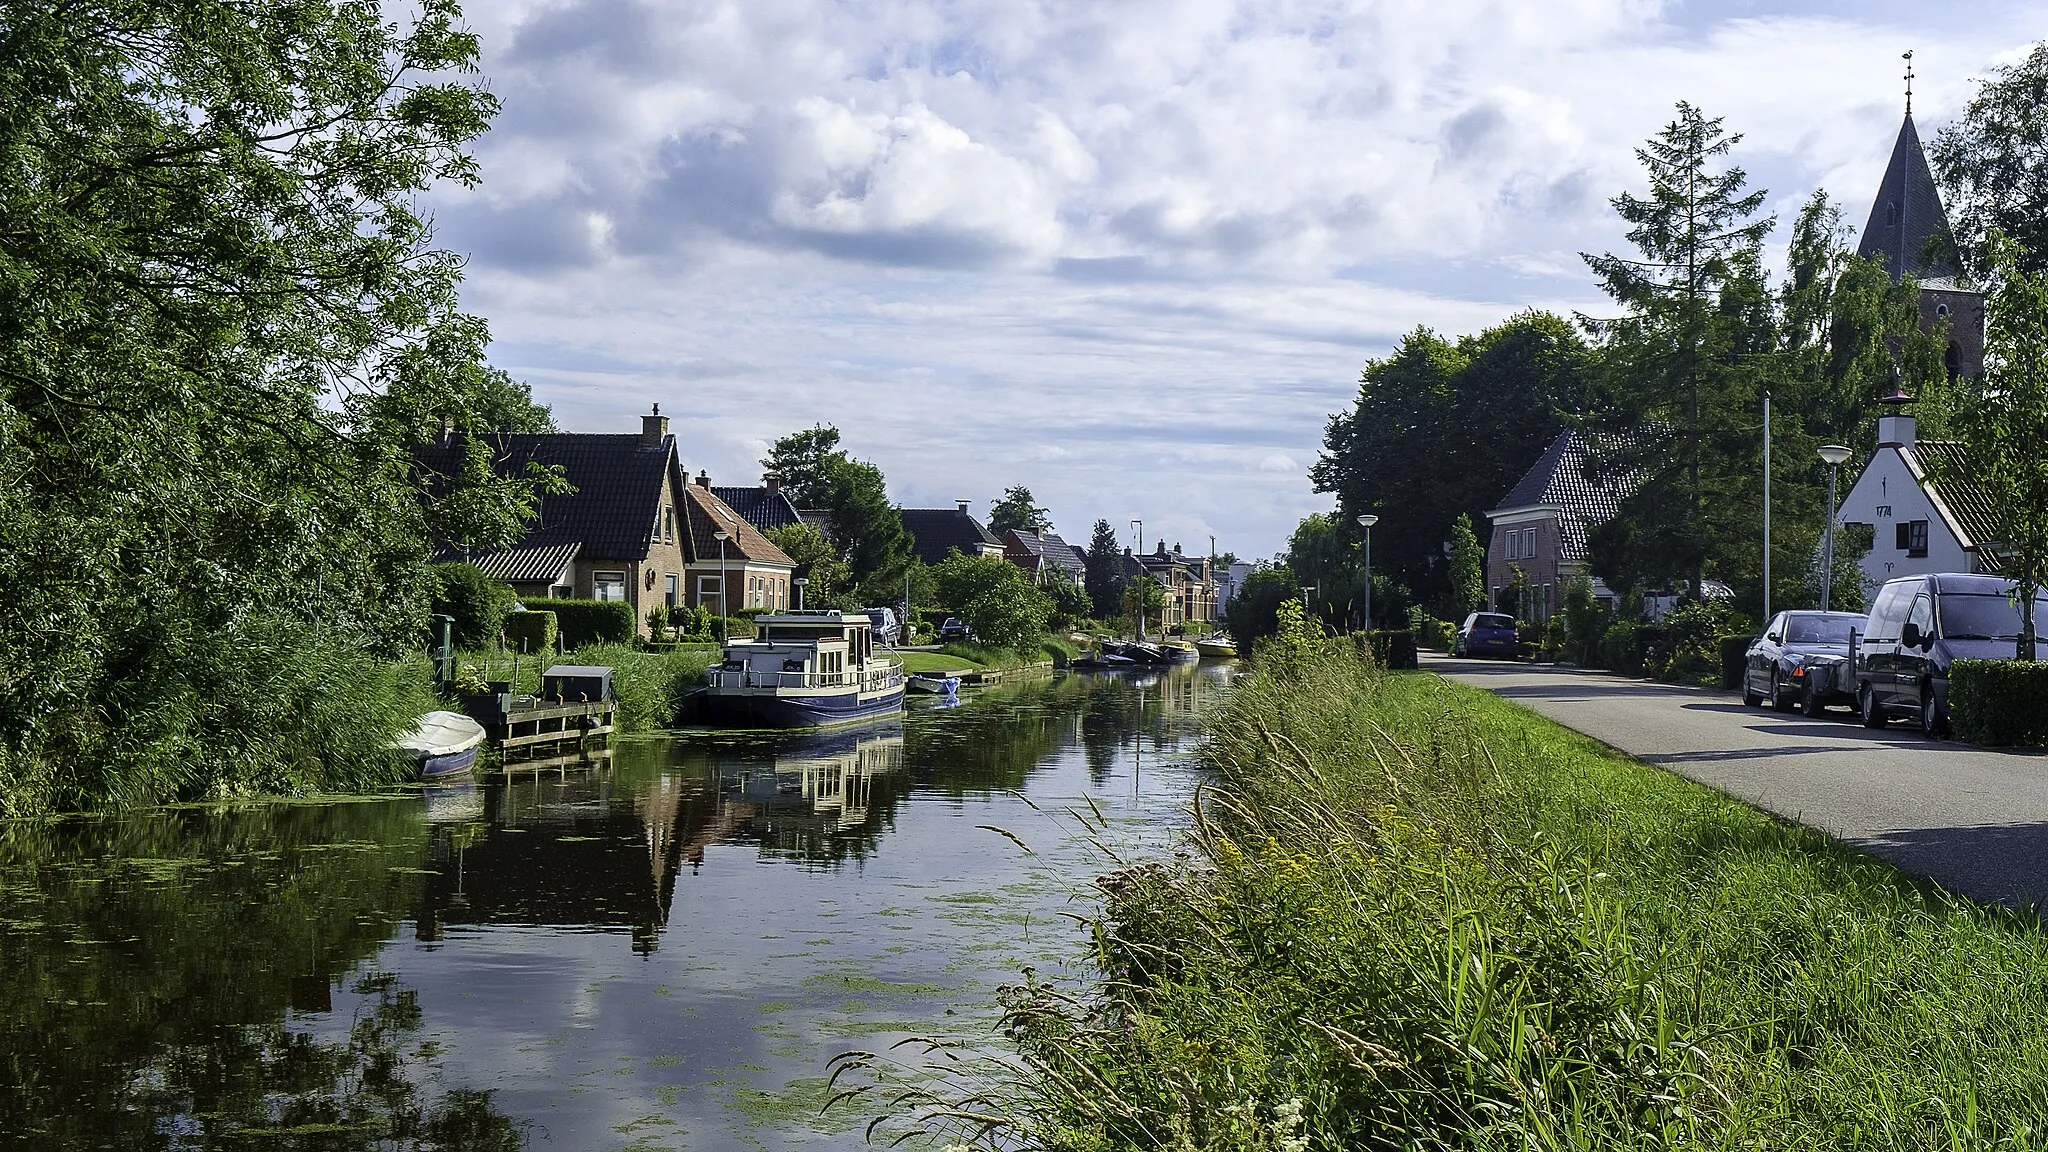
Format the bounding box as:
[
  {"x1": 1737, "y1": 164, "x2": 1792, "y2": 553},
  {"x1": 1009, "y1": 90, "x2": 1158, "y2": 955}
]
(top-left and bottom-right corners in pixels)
[{"x1": 432, "y1": 0, "x2": 2047, "y2": 557}]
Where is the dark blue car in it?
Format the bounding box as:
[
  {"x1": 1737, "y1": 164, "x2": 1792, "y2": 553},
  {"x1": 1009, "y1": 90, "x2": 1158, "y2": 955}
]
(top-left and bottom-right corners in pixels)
[{"x1": 1454, "y1": 612, "x2": 1520, "y2": 659}]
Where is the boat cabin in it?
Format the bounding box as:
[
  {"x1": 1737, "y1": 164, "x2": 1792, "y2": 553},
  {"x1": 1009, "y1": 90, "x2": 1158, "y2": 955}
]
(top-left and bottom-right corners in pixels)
[{"x1": 719, "y1": 611, "x2": 882, "y2": 688}]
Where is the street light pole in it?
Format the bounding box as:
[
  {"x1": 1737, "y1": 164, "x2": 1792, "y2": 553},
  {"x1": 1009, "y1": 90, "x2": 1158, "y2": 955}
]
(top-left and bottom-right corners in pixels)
[
  {"x1": 794, "y1": 576, "x2": 808, "y2": 611},
  {"x1": 714, "y1": 529, "x2": 730, "y2": 620},
  {"x1": 1357, "y1": 513, "x2": 1378, "y2": 633},
  {"x1": 1818, "y1": 445, "x2": 1851, "y2": 613},
  {"x1": 1762, "y1": 390, "x2": 1772, "y2": 622}
]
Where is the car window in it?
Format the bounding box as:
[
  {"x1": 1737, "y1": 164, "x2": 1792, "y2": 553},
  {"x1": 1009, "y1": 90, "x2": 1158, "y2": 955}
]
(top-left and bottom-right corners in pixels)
[
  {"x1": 1937, "y1": 592, "x2": 2048, "y2": 640},
  {"x1": 1907, "y1": 595, "x2": 1934, "y2": 639},
  {"x1": 1475, "y1": 614, "x2": 1515, "y2": 629},
  {"x1": 1786, "y1": 615, "x2": 1855, "y2": 644},
  {"x1": 1866, "y1": 582, "x2": 1915, "y2": 641}
]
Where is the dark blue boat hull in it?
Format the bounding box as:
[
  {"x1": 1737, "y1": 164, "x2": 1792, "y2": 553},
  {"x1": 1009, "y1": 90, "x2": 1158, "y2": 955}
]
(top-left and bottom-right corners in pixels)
[{"x1": 708, "y1": 685, "x2": 906, "y2": 729}]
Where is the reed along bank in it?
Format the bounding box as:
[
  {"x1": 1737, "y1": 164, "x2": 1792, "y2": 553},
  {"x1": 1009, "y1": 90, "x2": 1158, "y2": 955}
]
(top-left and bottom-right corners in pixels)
[{"x1": 974, "y1": 642, "x2": 2048, "y2": 1149}]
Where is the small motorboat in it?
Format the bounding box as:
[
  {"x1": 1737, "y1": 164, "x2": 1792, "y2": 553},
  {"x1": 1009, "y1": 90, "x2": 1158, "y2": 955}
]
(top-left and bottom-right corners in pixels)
[
  {"x1": 907, "y1": 674, "x2": 961, "y2": 695},
  {"x1": 1159, "y1": 640, "x2": 1200, "y2": 662},
  {"x1": 396, "y1": 711, "x2": 487, "y2": 778},
  {"x1": 1195, "y1": 635, "x2": 1238, "y2": 658},
  {"x1": 1071, "y1": 652, "x2": 1137, "y2": 670}
]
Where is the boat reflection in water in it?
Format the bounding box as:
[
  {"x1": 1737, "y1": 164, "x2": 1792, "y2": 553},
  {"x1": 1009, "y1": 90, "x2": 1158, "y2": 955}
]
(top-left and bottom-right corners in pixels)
[{"x1": 412, "y1": 724, "x2": 908, "y2": 952}]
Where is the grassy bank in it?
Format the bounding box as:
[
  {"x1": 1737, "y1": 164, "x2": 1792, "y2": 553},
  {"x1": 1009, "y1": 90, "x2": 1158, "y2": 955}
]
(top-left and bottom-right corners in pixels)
[
  {"x1": 899, "y1": 641, "x2": 2048, "y2": 1148},
  {"x1": 459, "y1": 643, "x2": 719, "y2": 732}
]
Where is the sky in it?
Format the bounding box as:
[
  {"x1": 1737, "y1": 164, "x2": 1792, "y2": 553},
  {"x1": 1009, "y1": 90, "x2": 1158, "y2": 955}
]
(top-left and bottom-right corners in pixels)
[{"x1": 427, "y1": 0, "x2": 2045, "y2": 562}]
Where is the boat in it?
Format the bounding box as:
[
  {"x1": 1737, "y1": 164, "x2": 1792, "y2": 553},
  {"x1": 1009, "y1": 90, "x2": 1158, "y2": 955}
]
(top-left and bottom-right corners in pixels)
[
  {"x1": 1111, "y1": 640, "x2": 1171, "y2": 665},
  {"x1": 1158, "y1": 640, "x2": 1201, "y2": 662},
  {"x1": 703, "y1": 610, "x2": 906, "y2": 728},
  {"x1": 396, "y1": 710, "x2": 487, "y2": 778},
  {"x1": 907, "y1": 674, "x2": 961, "y2": 695},
  {"x1": 1194, "y1": 635, "x2": 1238, "y2": 658},
  {"x1": 1071, "y1": 651, "x2": 1136, "y2": 669}
]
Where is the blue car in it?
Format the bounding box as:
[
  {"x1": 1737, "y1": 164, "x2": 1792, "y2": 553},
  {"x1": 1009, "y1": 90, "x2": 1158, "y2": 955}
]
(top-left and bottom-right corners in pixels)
[{"x1": 1454, "y1": 612, "x2": 1520, "y2": 659}]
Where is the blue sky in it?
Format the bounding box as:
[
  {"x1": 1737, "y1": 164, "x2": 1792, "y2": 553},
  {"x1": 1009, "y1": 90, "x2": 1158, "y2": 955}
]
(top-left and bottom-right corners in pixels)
[{"x1": 429, "y1": 0, "x2": 2044, "y2": 560}]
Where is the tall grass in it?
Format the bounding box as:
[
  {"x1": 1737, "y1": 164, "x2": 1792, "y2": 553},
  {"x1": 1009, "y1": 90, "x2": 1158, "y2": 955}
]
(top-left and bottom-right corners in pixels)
[{"x1": 852, "y1": 641, "x2": 2048, "y2": 1149}]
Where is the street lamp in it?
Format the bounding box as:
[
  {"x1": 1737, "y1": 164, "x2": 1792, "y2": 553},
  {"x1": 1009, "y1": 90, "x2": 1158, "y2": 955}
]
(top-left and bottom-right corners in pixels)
[
  {"x1": 1357, "y1": 514, "x2": 1378, "y2": 633},
  {"x1": 794, "y1": 576, "x2": 808, "y2": 611},
  {"x1": 713, "y1": 529, "x2": 730, "y2": 619},
  {"x1": 1817, "y1": 445, "x2": 1851, "y2": 612}
]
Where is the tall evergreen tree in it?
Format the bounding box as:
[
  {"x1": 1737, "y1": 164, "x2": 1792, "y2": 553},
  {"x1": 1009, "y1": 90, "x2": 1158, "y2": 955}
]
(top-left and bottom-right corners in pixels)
[{"x1": 1084, "y1": 519, "x2": 1123, "y2": 619}]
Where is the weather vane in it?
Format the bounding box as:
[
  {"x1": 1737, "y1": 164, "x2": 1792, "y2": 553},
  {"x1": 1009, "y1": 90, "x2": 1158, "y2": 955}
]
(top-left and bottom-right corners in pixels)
[{"x1": 1903, "y1": 49, "x2": 1915, "y2": 116}]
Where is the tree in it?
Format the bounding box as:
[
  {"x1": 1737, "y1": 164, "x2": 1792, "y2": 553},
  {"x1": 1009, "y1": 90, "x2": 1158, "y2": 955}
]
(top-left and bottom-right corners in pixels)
[
  {"x1": 1925, "y1": 234, "x2": 2048, "y2": 658},
  {"x1": 764, "y1": 523, "x2": 848, "y2": 608},
  {"x1": 823, "y1": 455, "x2": 910, "y2": 587},
  {"x1": 933, "y1": 552, "x2": 1054, "y2": 650},
  {"x1": 0, "y1": 0, "x2": 545, "y2": 810},
  {"x1": 1124, "y1": 576, "x2": 1167, "y2": 639},
  {"x1": 1931, "y1": 43, "x2": 2048, "y2": 278},
  {"x1": 761, "y1": 425, "x2": 844, "y2": 508},
  {"x1": 1447, "y1": 514, "x2": 1484, "y2": 619},
  {"x1": 1581, "y1": 102, "x2": 1773, "y2": 598},
  {"x1": 475, "y1": 367, "x2": 557, "y2": 434},
  {"x1": 1224, "y1": 568, "x2": 1298, "y2": 651},
  {"x1": 988, "y1": 486, "x2": 1053, "y2": 535},
  {"x1": 1084, "y1": 519, "x2": 1125, "y2": 618}
]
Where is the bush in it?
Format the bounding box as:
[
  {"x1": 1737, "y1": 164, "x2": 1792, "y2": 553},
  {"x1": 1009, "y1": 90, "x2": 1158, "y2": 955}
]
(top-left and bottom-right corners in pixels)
[
  {"x1": 1951, "y1": 659, "x2": 2048, "y2": 746},
  {"x1": 1364, "y1": 629, "x2": 1418, "y2": 670},
  {"x1": 503, "y1": 610, "x2": 558, "y2": 656},
  {"x1": 709, "y1": 615, "x2": 756, "y2": 643},
  {"x1": 428, "y1": 562, "x2": 515, "y2": 651},
  {"x1": 558, "y1": 643, "x2": 718, "y2": 732},
  {"x1": 1599, "y1": 618, "x2": 1646, "y2": 676},
  {"x1": 1717, "y1": 634, "x2": 1752, "y2": 690},
  {"x1": 546, "y1": 598, "x2": 635, "y2": 648},
  {"x1": 1407, "y1": 608, "x2": 1456, "y2": 651},
  {"x1": 1655, "y1": 600, "x2": 1740, "y2": 686}
]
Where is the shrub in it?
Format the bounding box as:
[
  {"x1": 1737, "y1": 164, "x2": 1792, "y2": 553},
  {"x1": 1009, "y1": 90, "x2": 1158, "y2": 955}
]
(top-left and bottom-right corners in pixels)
[
  {"x1": 558, "y1": 643, "x2": 718, "y2": 732},
  {"x1": 428, "y1": 562, "x2": 515, "y2": 650},
  {"x1": 503, "y1": 610, "x2": 558, "y2": 656},
  {"x1": 1407, "y1": 607, "x2": 1456, "y2": 651},
  {"x1": 1717, "y1": 634, "x2": 1752, "y2": 690},
  {"x1": 1656, "y1": 600, "x2": 1738, "y2": 686},
  {"x1": 1951, "y1": 659, "x2": 2048, "y2": 746},
  {"x1": 545, "y1": 598, "x2": 635, "y2": 648},
  {"x1": 709, "y1": 615, "x2": 756, "y2": 643},
  {"x1": 1600, "y1": 618, "x2": 1645, "y2": 675}
]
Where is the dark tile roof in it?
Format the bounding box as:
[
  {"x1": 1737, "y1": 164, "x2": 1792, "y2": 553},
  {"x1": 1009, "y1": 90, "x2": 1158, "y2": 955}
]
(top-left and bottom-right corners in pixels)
[
  {"x1": 418, "y1": 433, "x2": 674, "y2": 561},
  {"x1": 1004, "y1": 529, "x2": 1087, "y2": 574},
  {"x1": 1858, "y1": 114, "x2": 1967, "y2": 285},
  {"x1": 901, "y1": 507, "x2": 1001, "y2": 567},
  {"x1": 471, "y1": 543, "x2": 580, "y2": 584},
  {"x1": 1906, "y1": 440, "x2": 2003, "y2": 560},
  {"x1": 1489, "y1": 430, "x2": 1636, "y2": 564},
  {"x1": 682, "y1": 483, "x2": 794, "y2": 567},
  {"x1": 711, "y1": 485, "x2": 807, "y2": 533}
]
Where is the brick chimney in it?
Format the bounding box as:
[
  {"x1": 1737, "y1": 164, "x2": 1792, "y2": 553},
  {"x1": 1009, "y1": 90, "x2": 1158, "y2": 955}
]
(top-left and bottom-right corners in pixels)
[
  {"x1": 642, "y1": 403, "x2": 669, "y2": 443},
  {"x1": 695, "y1": 469, "x2": 712, "y2": 488},
  {"x1": 763, "y1": 471, "x2": 782, "y2": 494},
  {"x1": 956, "y1": 499, "x2": 971, "y2": 513}
]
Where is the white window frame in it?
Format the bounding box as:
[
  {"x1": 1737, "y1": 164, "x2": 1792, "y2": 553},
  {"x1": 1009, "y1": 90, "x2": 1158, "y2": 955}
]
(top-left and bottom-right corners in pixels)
[{"x1": 593, "y1": 571, "x2": 628, "y2": 602}]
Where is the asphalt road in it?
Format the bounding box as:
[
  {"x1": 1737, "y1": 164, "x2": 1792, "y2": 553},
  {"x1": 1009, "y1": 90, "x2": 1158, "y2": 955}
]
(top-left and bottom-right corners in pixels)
[{"x1": 1430, "y1": 654, "x2": 2048, "y2": 908}]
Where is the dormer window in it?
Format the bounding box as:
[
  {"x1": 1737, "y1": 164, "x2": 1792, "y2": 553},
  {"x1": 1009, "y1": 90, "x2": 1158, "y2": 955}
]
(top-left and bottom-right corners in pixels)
[{"x1": 1885, "y1": 201, "x2": 1899, "y2": 226}]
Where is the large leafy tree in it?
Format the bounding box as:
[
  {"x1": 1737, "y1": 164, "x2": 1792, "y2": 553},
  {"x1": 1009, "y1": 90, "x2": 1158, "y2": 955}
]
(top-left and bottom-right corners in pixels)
[
  {"x1": 764, "y1": 523, "x2": 849, "y2": 608},
  {"x1": 1083, "y1": 518, "x2": 1124, "y2": 618},
  {"x1": 932, "y1": 552, "x2": 1053, "y2": 650},
  {"x1": 987, "y1": 486, "x2": 1052, "y2": 535},
  {"x1": 1581, "y1": 102, "x2": 1774, "y2": 599},
  {"x1": 760, "y1": 425, "x2": 844, "y2": 508},
  {"x1": 0, "y1": 1, "x2": 545, "y2": 809},
  {"x1": 1931, "y1": 42, "x2": 2048, "y2": 279},
  {"x1": 761, "y1": 426, "x2": 912, "y2": 594}
]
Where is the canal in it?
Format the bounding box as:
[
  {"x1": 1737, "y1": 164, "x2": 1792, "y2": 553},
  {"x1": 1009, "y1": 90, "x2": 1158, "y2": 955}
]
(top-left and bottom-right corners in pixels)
[{"x1": 0, "y1": 663, "x2": 1230, "y2": 1151}]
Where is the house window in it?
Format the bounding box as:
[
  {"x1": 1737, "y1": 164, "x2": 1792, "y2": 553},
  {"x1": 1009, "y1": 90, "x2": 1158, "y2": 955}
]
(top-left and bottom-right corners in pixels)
[
  {"x1": 664, "y1": 506, "x2": 675, "y2": 544},
  {"x1": 594, "y1": 571, "x2": 627, "y2": 602},
  {"x1": 1886, "y1": 200, "x2": 1898, "y2": 226},
  {"x1": 1896, "y1": 519, "x2": 1929, "y2": 558},
  {"x1": 696, "y1": 574, "x2": 722, "y2": 604},
  {"x1": 549, "y1": 584, "x2": 572, "y2": 599},
  {"x1": 1504, "y1": 532, "x2": 1518, "y2": 560},
  {"x1": 1524, "y1": 529, "x2": 1538, "y2": 559},
  {"x1": 665, "y1": 574, "x2": 679, "y2": 609}
]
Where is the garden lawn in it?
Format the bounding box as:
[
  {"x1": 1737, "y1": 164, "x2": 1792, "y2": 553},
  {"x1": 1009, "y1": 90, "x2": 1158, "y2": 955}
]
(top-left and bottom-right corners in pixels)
[
  {"x1": 968, "y1": 641, "x2": 2048, "y2": 1150},
  {"x1": 895, "y1": 651, "x2": 988, "y2": 675}
]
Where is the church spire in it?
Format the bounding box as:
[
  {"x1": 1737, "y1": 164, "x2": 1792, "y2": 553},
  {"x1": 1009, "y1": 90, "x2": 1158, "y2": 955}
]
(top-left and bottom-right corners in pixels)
[
  {"x1": 1856, "y1": 82, "x2": 1963, "y2": 286},
  {"x1": 1903, "y1": 49, "x2": 1914, "y2": 117}
]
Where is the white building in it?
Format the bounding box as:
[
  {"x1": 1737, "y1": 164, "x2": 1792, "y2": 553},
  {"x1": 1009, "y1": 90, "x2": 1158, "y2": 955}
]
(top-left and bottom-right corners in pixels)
[{"x1": 1835, "y1": 401, "x2": 2000, "y2": 593}]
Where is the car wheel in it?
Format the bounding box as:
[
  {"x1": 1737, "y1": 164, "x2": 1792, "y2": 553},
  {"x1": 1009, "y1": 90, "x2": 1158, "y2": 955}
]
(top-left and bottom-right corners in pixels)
[
  {"x1": 1742, "y1": 669, "x2": 1762, "y2": 707},
  {"x1": 1860, "y1": 683, "x2": 1887, "y2": 728},
  {"x1": 1920, "y1": 690, "x2": 1944, "y2": 738},
  {"x1": 1799, "y1": 680, "x2": 1826, "y2": 717},
  {"x1": 1770, "y1": 670, "x2": 1792, "y2": 711}
]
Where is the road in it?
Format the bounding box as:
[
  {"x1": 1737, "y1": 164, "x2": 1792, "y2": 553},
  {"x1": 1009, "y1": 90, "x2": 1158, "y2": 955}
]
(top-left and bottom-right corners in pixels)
[{"x1": 1430, "y1": 654, "x2": 2048, "y2": 908}]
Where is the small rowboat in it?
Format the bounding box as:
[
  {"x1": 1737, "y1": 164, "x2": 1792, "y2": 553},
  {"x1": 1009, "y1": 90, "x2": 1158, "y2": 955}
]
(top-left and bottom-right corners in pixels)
[
  {"x1": 907, "y1": 674, "x2": 961, "y2": 695},
  {"x1": 396, "y1": 711, "x2": 487, "y2": 778}
]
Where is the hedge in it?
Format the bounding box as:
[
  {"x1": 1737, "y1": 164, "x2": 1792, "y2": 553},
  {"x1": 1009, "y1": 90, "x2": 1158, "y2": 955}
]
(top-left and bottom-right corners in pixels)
[
  {"x1": 544, "y1": 598, "x2": 636, "y2": 648},
  {"x1": 503, "y1": 610, "x2": 558, "y2": 656},
  {"x1": 1950, "y1": 659, "x2": 2048, "y2": 747},
  {"x1": 1717, "y1": 634, "x2": 1752, "y2": 690},
  {"x1": 430, "y1": 562, "x2": 515, "y2": 650}
]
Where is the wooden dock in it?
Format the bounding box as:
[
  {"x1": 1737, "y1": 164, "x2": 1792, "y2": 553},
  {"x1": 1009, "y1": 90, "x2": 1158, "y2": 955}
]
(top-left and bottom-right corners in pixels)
[{"x1": 463, "y1": 695, "x2": 617, "y2": 758}]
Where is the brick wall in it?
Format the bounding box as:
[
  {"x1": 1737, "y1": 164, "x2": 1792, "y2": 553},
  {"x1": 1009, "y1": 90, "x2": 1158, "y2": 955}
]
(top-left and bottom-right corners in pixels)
[{"x1": 1487, "y1": 515, "x2": 1563, "y2": 620}]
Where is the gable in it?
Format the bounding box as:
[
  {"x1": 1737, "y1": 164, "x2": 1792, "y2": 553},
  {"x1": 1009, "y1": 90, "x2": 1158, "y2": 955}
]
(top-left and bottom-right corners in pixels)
[{"x1": 419, "y1": 433, "x2": 672, "y2": 560}]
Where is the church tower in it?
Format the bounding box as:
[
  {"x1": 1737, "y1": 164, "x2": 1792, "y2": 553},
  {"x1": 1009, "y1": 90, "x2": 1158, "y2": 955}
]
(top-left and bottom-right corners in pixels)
[{"x1": 1857, "y1": 55, "x2": 1984, "y2": 379}]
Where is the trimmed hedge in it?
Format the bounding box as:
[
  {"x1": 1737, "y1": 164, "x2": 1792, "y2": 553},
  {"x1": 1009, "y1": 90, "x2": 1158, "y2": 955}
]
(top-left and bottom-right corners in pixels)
[
  {"x1": 504, "y1": 610, "x2": 558, "y2": 656},
  {"x1": 1950, "y1": 659, "x2": 2048, "y2": 747},
  {"x1": 1364, "y1": 630, "x2": 1420, "y2": 671},
  {"x1": 545, "y1": 598, "x2": 636, "y2": 648},
  {"x1": 1717, "y1": 634, "x2": 1752, "y2": 690}
]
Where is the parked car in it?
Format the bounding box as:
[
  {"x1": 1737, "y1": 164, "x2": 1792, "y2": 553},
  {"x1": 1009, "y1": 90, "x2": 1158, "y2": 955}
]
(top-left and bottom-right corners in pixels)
[
  {"x1": 862, "y1": 606, "x2": 901, "y2": 646},
  {"x1": 1453, "y1": 612, "x2": 1520, "y2": 659},
  {"x1": 1742, "y1": 610, "x2": 1864, "y2": 714},
  {"x1": 1849, "y1": 573, "x2": 2048, "y2": 735},
  {"x1": 938, "y1": 616, "x2": 973, "y2": 642}
]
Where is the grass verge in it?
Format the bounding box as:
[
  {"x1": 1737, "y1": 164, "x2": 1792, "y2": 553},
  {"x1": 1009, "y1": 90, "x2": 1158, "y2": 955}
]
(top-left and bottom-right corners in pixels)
[
  {"x1": 895, "y1": 651, "x2": 988, "y2": 675},
  {"x1": 870, "y1": 639, "x2": 2048, "y2": 1149}
]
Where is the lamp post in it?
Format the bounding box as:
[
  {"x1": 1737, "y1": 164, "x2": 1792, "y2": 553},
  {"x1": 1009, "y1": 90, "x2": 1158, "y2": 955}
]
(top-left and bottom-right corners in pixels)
[
  {"x1": 1817, "y1": 446, "x2": 1851, "y2": 613},
  {"x1": 794, "y1": 576, "x2": 808, "y2": 611},
  {"x1": 713, "y1": 529, "x2": 730, "y2": 619},
  {"x1": 1357, "y1": 514, "x2": 1378, "y2": 632}
]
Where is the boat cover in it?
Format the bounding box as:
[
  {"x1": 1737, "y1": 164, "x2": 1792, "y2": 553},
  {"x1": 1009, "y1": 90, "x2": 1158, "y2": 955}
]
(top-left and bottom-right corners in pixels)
[{"x1": 396, "y1": 710, "x2": 487, "y2": 758}]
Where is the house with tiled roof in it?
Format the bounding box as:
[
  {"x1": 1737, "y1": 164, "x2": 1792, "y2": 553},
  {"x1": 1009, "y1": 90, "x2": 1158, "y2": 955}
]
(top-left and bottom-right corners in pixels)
[
  {"x1": 1133, "y1": 542, "x2": 1218, "y2": 629},
  {"x1": 710, "y1": 472, "x2": 808, "y2": 534},
  {"x1": 680, "y1": 474, "x2": 795, "y2": 614},
  {"x1": 1835, "y1": 395, "x2": 2004, "y2": 592},
  {"x1": 1486, "y1": 430, "x2": 1633, "y2": 620},
  {"x1": 900, "y1": 502, "x2": 1004, "y2": 568},
  {"x1": 1001, "y1": 529, "x2": 1086, "y2": 589}
]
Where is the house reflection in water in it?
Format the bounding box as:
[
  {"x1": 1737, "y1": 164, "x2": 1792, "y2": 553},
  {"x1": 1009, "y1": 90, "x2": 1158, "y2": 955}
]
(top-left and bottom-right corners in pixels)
[{"x1": 412, "y1": 725, "x2": 908, "y2": 952}]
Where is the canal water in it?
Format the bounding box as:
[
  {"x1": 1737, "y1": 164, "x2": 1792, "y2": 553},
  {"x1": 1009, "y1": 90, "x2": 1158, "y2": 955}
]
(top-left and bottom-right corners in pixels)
[{"x1": 0, "y1": 663, "x2": 1230, "y2": 1151}]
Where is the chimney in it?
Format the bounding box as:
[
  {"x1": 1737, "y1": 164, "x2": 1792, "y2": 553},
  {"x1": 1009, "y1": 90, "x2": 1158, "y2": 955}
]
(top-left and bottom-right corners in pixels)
[
  {"x1": 763, "y1": 471, "x2": 782, "y2": 494},
  {"x1": 1876, "y1": 380, "x2": 1917, "y2": 450},
  {"x1": 642, "y1": 402, "x2": 669, "y2": 443},
  {"x1": 956, "y1": 499, "x2": 971, "y2": 513},
  {"x1": 440, "y1": 415, "x2": 454, "y2": 447},
  {"x1": 695, "y1": 469, "x2": 712, "y2": 488}
]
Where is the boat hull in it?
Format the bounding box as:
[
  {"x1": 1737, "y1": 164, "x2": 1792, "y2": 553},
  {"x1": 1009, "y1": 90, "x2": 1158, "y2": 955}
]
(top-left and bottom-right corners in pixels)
[
  {"x1": 1194, "y1": 641, "x2": 1237, "y2": 658},
  {"x1": 706, "y1": 684, "x2": 906, "y2": 729},
  {"x1": 418, "y1": 744, "x2": 479, "y2": 778}
]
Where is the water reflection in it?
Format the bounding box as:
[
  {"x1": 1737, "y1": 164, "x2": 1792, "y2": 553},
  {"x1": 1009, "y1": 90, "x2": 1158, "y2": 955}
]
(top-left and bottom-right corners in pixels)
[{"x1": 0, "y1": 663, "x2": 1233, "y2": 1152}]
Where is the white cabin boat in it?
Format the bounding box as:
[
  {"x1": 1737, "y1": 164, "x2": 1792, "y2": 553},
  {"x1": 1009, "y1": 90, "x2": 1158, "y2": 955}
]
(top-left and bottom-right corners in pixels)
[{"x1": 704, "y1": 611, "x2": 906, "y2": 728}]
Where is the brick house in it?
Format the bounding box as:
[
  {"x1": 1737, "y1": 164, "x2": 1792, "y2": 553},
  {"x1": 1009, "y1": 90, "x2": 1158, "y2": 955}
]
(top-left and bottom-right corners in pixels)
[
  {"x1": 1127, "y1": 543, "x2": 1218, "y2": 629},
  {"x1": 1486, "y1": 430, "x2": 1628, "y2": 622},
  {"x1": 680, "y1": 474, "x2": 796, "y2": 615},
  {"x1": 1001, "y1": 529, "x2": 1086, "y2": 589},
  {"x1": 711, "y1": 472, "x2": 808, "y2": 534}
]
